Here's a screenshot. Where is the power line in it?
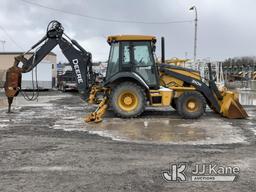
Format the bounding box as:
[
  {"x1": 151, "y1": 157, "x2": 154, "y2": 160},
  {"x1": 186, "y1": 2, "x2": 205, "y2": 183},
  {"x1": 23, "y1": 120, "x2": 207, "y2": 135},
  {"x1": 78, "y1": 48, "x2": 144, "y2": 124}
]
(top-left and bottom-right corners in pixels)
[
  {"x1": 20, "y1": 0, "x2": 193, "y2": 25},
  {"x1": 0, "y1": 25, "x2": 24, "y2": 51}
]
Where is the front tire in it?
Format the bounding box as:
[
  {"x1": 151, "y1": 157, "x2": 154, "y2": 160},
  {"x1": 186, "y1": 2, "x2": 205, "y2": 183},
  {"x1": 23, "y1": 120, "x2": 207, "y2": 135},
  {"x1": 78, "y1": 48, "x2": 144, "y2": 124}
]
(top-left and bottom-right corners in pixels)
[
  {"x1": 110, "y1": 82, "x2": 146, "y2": 118},
  {"x1": 176, "y1": 91, "x2": 206, "y2": 119}
]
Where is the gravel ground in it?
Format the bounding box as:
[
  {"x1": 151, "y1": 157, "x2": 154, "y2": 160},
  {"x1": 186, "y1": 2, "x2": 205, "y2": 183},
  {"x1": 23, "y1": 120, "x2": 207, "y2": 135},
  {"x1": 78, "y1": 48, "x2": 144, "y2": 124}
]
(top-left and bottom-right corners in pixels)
[{"x1": 0, "y1": 91, "x2": 255, "y2": 192}]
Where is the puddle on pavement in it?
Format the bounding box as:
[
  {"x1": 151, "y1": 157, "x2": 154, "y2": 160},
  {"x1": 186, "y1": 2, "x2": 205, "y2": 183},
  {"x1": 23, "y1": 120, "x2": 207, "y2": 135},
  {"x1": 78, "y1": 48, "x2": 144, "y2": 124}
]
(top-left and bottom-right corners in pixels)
[
  {"x1": 88, "y1": 119, "x2": 205, "y2": 143},
  {"x1": 0, "y1": 98, "x2": 7, "y2": 108},
  {"x1": 84, "y1": 118, "x2": 246, "y2": 145},
  {"x1": 42, "y1": 95, "x2": 248, "y2": 145},
  {"x1": 0, "y1": 92, "x2": 249, "y2": 145}
]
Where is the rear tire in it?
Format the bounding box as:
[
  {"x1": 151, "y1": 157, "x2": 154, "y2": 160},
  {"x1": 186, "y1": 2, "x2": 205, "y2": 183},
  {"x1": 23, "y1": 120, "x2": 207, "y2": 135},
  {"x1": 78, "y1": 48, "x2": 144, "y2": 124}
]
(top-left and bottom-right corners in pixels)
[
  {"x1": 110, "y1": 82, "x2": 146, "y2": 118},
  {"x1": 176, "y1": 91, "x2": 206, "y2": 119}
]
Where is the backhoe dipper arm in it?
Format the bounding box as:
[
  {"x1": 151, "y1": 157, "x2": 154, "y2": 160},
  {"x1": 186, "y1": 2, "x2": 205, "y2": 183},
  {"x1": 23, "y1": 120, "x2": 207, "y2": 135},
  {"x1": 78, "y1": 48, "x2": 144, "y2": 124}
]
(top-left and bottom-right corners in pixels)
[
  {"x1": 17, "y1": 37, "x2": 58, "y2": 72},
  {"x1": 5, "y1": 20, "x2": 95, "y2": 112}
]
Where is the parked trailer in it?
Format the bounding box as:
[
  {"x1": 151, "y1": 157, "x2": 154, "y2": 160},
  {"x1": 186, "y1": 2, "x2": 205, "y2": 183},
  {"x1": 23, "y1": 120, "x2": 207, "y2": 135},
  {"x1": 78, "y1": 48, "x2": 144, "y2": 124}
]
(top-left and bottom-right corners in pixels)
[{"x1": 21, "y1": 62, "x2": 53, "y2": 90}]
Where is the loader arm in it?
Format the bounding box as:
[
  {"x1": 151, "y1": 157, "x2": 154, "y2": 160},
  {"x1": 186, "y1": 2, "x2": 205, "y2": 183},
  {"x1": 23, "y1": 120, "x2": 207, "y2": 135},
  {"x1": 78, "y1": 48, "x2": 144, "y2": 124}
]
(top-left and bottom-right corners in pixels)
[
  {"x1": 159, "y1": 63, "x2": 248, "y2": 119},
  {"x1": 5, "y1": 20, "x2": 95, "y2": 112}
]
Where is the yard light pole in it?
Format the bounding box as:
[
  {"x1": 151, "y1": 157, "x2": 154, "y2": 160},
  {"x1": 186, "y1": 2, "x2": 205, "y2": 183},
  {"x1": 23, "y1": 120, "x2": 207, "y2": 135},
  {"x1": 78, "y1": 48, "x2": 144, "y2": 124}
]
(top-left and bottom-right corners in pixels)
[
  {"x1": 0, "y1": 40, "x2": 6, "y2": 52},
  {"x1": 189, "y1": 6, "x2": 198, "y2": 62}
]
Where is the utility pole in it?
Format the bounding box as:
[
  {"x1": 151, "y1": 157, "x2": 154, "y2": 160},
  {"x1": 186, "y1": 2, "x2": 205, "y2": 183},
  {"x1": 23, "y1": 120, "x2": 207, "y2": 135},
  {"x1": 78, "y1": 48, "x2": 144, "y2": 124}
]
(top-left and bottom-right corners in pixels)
[
  {"x1": 184, "y1": 52, "x2": 188, "y2": 59},
  {"x1": 0, "y1": 40, "x2": 6, "y2": 52},
  {"x1": 189, "y1": 6, "x2": 198, "y2": 62}
]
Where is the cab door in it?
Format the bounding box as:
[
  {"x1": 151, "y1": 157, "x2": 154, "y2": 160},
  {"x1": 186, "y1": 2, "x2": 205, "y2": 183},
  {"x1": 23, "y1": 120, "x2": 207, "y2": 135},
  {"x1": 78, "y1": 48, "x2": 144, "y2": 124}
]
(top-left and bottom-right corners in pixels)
[
  {"x1": 106, "y1": 42, "x2": 120, "y2": 80},
  {"x1": 131, "y1": 41, "x2": 159, "y2": 89},
  {"x1": 120, "y1": 41, "x2": 132, "y2": 72}
]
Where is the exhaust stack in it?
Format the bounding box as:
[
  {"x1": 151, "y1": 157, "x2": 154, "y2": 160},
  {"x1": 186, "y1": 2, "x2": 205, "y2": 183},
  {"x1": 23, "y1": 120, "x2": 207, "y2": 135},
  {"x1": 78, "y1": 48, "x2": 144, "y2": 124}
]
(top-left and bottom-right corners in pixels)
[{"x1": 161, "y1": 37, "x2": 165, "y2": 63}]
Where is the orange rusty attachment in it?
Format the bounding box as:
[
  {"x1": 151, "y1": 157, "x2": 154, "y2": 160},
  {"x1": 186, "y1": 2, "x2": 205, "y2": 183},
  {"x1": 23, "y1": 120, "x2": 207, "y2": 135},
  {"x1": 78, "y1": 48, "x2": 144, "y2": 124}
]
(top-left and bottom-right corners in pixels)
[{"x1": 4, "y1": 66, "x2": 23, "y2": 112}]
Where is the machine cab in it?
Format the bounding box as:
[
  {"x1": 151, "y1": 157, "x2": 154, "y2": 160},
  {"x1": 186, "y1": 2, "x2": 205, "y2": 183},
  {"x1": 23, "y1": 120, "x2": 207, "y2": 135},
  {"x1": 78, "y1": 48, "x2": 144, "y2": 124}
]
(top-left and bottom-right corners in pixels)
[{"x1": 105, "y1": 35, "x2": 159, "y2": 89}]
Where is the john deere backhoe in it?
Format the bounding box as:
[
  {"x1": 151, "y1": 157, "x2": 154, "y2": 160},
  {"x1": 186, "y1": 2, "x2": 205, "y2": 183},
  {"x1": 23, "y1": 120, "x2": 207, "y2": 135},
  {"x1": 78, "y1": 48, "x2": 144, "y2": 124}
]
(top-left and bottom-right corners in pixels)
[{"x1": 4, "y1": 21, "x2": 248, "y2": 122}]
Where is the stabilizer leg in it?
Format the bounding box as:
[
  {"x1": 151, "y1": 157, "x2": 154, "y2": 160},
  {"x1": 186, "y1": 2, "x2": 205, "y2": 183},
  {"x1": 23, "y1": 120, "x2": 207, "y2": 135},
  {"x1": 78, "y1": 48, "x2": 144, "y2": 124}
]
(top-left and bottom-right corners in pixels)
[{"x1": 84, "y1": 96, "x2": 108, "y2": 123}]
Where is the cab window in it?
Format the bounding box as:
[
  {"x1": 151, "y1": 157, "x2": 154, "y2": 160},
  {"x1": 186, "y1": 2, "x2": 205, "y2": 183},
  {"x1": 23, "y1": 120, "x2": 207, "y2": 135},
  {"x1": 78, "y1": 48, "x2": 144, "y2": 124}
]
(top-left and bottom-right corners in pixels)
[
  {"x1": 133, "y1": 41, "x2": 157, "y2": 87},
  {"x1": 122, "y1": 43, "x2": 131, "y2": 65},
  {"x1": 133, "y1": 43, "x2": 154, "y2": 66},
  {"x1": 107, "y1": 42, "x2": 119, "y2": 78}
]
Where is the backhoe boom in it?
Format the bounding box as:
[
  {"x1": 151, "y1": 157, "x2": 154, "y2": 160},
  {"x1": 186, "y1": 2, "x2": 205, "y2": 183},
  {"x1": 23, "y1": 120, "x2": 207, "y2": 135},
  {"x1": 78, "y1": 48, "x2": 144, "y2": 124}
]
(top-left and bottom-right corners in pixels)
[{"x1": 4, "y1": 20, "x2": 95, "y2": 112}]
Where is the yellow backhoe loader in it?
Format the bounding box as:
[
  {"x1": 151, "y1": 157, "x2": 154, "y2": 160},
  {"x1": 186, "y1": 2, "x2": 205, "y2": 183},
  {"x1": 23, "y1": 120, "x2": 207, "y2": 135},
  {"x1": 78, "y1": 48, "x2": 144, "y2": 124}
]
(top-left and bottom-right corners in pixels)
[{"x1": 4, "y1": 21, "x2": 248, "y2": 123}]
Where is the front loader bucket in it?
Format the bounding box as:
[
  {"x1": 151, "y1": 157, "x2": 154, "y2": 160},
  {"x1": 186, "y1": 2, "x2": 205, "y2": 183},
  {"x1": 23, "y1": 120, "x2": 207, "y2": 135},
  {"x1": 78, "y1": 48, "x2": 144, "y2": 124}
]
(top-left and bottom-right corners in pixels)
[{"x1": 220, "y1": 91, "x2": 248, "y2": 119}]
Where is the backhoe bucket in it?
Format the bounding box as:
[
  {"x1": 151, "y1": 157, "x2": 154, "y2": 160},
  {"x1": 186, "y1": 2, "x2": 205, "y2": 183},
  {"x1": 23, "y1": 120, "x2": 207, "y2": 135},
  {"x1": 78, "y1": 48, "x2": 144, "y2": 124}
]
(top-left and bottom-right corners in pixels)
[{"x1": 220, "y1": 91, "x2": 248, "y2": 119}]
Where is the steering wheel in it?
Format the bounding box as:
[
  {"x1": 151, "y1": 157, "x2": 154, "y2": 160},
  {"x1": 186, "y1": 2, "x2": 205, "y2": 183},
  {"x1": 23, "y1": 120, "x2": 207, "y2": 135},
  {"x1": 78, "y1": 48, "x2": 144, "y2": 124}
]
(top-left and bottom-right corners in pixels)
[{"x1": 47, "y1": 20, "x2": 64, "y2": 38}]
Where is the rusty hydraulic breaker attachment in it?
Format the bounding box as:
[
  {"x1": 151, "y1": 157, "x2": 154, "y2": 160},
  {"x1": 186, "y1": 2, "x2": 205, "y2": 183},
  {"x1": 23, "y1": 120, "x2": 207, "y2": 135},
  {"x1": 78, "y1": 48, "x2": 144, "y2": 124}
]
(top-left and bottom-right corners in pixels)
[{"x1": 4, "y1": 66, "x2": 23, "y2": 113}]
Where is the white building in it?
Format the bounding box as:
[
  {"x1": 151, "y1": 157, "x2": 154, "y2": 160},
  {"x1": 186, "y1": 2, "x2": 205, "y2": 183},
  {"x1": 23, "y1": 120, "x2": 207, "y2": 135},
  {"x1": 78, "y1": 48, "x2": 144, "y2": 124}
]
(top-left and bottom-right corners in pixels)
[{"x1": 0, "y1": 52, "x2": 57, "y2": 89}]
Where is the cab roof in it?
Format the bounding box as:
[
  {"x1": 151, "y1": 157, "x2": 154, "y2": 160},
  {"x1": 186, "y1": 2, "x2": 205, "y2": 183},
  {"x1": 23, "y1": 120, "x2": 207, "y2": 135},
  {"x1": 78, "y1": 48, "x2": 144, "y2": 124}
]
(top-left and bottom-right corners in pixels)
[{"x1": 107, "y1": 35, "x2": 156, "y2": 44}]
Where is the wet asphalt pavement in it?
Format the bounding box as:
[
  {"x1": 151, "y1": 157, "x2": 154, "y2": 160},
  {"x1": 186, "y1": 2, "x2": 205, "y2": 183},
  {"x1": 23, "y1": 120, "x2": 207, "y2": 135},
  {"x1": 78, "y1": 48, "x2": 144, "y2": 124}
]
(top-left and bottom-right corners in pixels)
[{"x1": 0, "y1": 91, "x2": 256, "y2": 192}]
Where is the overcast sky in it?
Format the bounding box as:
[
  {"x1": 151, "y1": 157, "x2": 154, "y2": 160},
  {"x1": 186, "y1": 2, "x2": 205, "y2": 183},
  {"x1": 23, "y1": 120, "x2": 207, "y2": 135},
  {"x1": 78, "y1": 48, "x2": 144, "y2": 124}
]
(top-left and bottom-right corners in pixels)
[{"x1": 0, "y1": 0, "x2": 255, "y2": 62}]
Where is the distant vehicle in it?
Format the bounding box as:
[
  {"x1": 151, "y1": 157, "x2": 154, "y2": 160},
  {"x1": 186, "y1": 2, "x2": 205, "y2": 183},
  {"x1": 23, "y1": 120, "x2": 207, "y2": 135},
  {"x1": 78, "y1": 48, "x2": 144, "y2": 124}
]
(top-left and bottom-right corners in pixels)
[{"x1": 57, "y1": 65, "x2": 77, "y2": 92}]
